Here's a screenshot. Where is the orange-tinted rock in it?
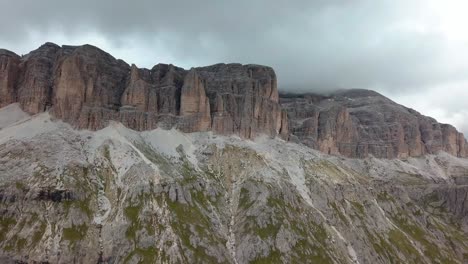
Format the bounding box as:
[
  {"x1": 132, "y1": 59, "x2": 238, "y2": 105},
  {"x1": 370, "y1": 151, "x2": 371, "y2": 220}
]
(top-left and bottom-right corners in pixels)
[
  {"x1": 16, "y1": 43, "x2": 60, "y2": 114},
  {"x1": 1, "y1": 43, "x2": 466, "y2": 159},
  {"x1": 121, "y1": 65, "x2": 156, "y2": 112},
  {"x1": 52, "y1": 44, "x2": 130, "y2": 128},
  {"x1": 179, "y1": 69, "x2": 211, "y2": 132},
  {"x1": 0, "y1": 43, "x2": 287, "y2": 139},
  {"x1": 0, "y1": 50, "x2": 20, "y2": 108},
  {"x1": 53, "y1": 54, "x2": 87, "y2": 121},
  {"x1": 196, "y1": 63, "x2": 285, "y2": 138}
]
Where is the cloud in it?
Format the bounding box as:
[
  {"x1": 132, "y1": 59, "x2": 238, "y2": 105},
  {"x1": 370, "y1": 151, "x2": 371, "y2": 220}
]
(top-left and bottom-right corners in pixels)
[
  {"x1": 0, "y1": 0, "x2": 467, "y2": 133},
  {"x1": 389, "y1": 80, "x2": 468, "y2": 135}
]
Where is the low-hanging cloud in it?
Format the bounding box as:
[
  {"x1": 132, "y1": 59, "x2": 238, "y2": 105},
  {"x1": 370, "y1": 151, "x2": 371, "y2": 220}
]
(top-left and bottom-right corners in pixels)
[{"x1": 1, "y1": 0, "x2": 467, "y2": 134}]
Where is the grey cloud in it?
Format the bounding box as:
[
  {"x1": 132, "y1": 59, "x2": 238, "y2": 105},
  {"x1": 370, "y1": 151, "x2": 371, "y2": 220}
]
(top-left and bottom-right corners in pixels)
[{"x1": 1, "y1": 0, "x2": 467, "y2": 132}]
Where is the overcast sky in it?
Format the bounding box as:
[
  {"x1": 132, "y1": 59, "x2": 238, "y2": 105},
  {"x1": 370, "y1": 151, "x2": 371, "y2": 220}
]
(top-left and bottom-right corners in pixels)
[{"x1": 1, "y1": 0, "x2": 467, "y2": 134}]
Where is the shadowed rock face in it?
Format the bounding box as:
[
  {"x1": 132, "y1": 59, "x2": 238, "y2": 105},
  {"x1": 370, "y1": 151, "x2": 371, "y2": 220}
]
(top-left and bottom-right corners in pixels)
[
  {"x1": 0, "y1": 50, "x2": 21, "y2": 109},
  {"x1": 0, "y1": 43, "x2": 287, "y2": 139},
  {"x1": 1, "y1": 43, "x2": 467, "y2": 158},
  {"x1": 280, "y1": 90, "x2": 468, "y2": 159}
]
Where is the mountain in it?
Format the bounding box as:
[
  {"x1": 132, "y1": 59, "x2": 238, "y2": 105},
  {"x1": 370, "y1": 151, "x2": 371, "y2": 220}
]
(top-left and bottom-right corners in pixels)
[
  {"x1": 0, "y1": 43, "x2": 287, "y2": 139},
  {"x1": 0, "y1": 43, "x2": 467, "y2": 263},
  {"x1": 1, "y1": 43, "x2": 467, "y2": 159},
  {"x1": 281, "y1": 90, "x2": 468, "y2": 158}
]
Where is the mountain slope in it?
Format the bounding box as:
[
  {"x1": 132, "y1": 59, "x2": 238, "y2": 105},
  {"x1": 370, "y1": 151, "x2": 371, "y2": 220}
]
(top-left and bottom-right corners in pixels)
[{"x1": 0, "y1": 104, "x2": 467, "y2": 263}]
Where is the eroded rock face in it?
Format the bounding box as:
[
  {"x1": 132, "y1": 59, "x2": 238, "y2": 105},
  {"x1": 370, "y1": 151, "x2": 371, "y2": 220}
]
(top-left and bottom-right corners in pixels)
[
  {"x1": 196, "y1": 63, "x2": 284, "y2": 138},
  {"x1": 53, "y1": 45, "x2": 131, "y2": 130},
  {"x1": 1, "y1": 43, "x2": 467, "y2": 159},
  {"x1": 0, "y1": 50, "x2": 20, "y2": 109},
  {"x1": 281, "y1": 89, "x2": 468, "y2": 159},
  {"x1": 0, "y1": 43, "x2": 286, "y2": 139},
  {"x1": 179, "y1": 69, "x2": 211, "y2": 132},
  {"x1": 17, "y1": 42, "x2": 61, "y2": 114}
]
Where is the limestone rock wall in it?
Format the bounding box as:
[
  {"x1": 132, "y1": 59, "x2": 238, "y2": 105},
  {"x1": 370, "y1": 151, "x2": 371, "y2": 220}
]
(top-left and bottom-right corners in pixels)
[
  {"x1": 0, "y1": 43, "x2": 287, "y2": 139},
  {"x1": 1, "y1": 43, "x2": 466, "y2": 158},
  {"x1": 0, "y1": 50, "x2": 20, "y2": 108},
  {"x1": 281, "y1": 90, "x2": 468, "y2": 159},
  {"x1": 196, "y1": 63, "x2": 283, "y2": 138}
]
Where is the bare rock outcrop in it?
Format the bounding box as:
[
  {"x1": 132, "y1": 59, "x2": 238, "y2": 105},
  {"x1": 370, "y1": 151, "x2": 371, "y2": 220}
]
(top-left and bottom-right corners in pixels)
[
  {"x1": 179, "y1": 69, "x2": 211, "y2": 132},
  {"x1": 281, "y1": 89, "x2": 468, "y2": 159},
  {"x1": 1, "y1": 43, "x2": 466, "y2": 158},
  {"x1": 53, "y1": 44, "x2": 130, "y2": 130},
  {"x1": 195, "y1": 63, "x2": 285, "y2": 138},
  {"x1": 0, "y1": 43, "x2": 286, "y2": 139},
  {"x1": 0, "y1": 50, "x2": 20, "y2": 108},
  {"x1": 17, "y1": 42, "x2": 61, "y2": 114}
]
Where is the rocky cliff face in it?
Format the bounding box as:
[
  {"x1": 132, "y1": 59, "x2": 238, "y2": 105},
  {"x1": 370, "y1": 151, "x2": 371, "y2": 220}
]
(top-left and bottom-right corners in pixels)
[
  {"x1": 0, "y1": 43, "x2": 287, "y2": 139},
  {"x1": 0, "y1": 50, "x2": 20, "y2": 109},
  {"x1": 281, "y1": 89, "x2": 468, "y2": 159},
  {"x1": 1, "y1": 43, "x2": 467, "y2": 159}
]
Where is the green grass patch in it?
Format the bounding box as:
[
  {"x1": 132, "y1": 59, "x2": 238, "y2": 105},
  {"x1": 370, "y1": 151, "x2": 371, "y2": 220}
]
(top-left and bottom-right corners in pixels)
[
  {"x1": 62, "y1": 223, "x2": 88, "y2": 248},
  {"x1": 251, "y1": 250, "x2": 282, "y2": 264},
  {"x1": 103, "y1": 145, "x2": 111, "y2": 160},
  {"x1": 3, "y1": 234, "x2": 27, "y2": 252},
  {"x1": 165, "y1": 193, "x2": 219, "y2": 263},
  {"x1": 377, "y1": 191, "x2": 396, "y2": 203},
  {"x1": 290, "y1": 238, "x2": 334, "y2": 264},
  {"x1": 329, "y1": 202, "x2": 349, "y2": 224},
  {"x1": 124, "y1": 204, "x2": 143, "y2": 242},
  {"x1": 15, "y1": 181, "x2": 26, "y2": 191},
  {"x1": 31, "y1": 221, "x2": 47, "y2": 246},
  {"x1": 123, "y1": 247, "x2": 158, "y2": 264},
  {"x1": 0, "y1": 217, "x2": 17, "y2": 242},
  {"x1": 238, "y1": 188, "x2": 254, "y2": 209},
  {"x1": 256, "y1": 224, "x2": 281, "y2": 239},
  {"x1": 391, "y1": 213, "x2": 454, "y2": 263},
  {"x1": 388, "y1": 229, "x2": 422, "y2": 261},
  {"x1": 63, "y1": 197, "x2": 93, "y2": 219},
  {"x1": 350, "y1": 200, "x2": 365, "y2": 217}
]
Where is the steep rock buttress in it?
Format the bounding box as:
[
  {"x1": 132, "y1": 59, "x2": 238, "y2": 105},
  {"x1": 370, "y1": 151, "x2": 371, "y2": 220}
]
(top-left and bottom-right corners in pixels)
[{"x1": 0, "y1": 43, "x2": 288, "y2": 139}]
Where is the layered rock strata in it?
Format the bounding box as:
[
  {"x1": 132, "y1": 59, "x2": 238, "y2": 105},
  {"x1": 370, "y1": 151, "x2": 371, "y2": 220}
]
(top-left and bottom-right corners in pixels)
[
  {"x1": 1, "y1": 43, "x2": 467, "y2": 158},
  {"x1": 280, "y1": 90, "x2": 468, "y2": 158},
  {"x1": 0, "y1": 43, "x2": 287, "y2": 139}
]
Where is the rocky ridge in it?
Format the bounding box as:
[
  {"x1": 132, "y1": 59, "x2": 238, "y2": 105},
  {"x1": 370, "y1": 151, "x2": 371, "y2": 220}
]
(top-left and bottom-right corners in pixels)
[
  {"x1": 0, "y1": 42, "x2": 467, "y2": 159},
  {"x1": 281, "y1": 90, "x2": 468, "y2": 159},
  {"x1": 0, "y1": 43, "x2": 287, "y2": 140}
]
